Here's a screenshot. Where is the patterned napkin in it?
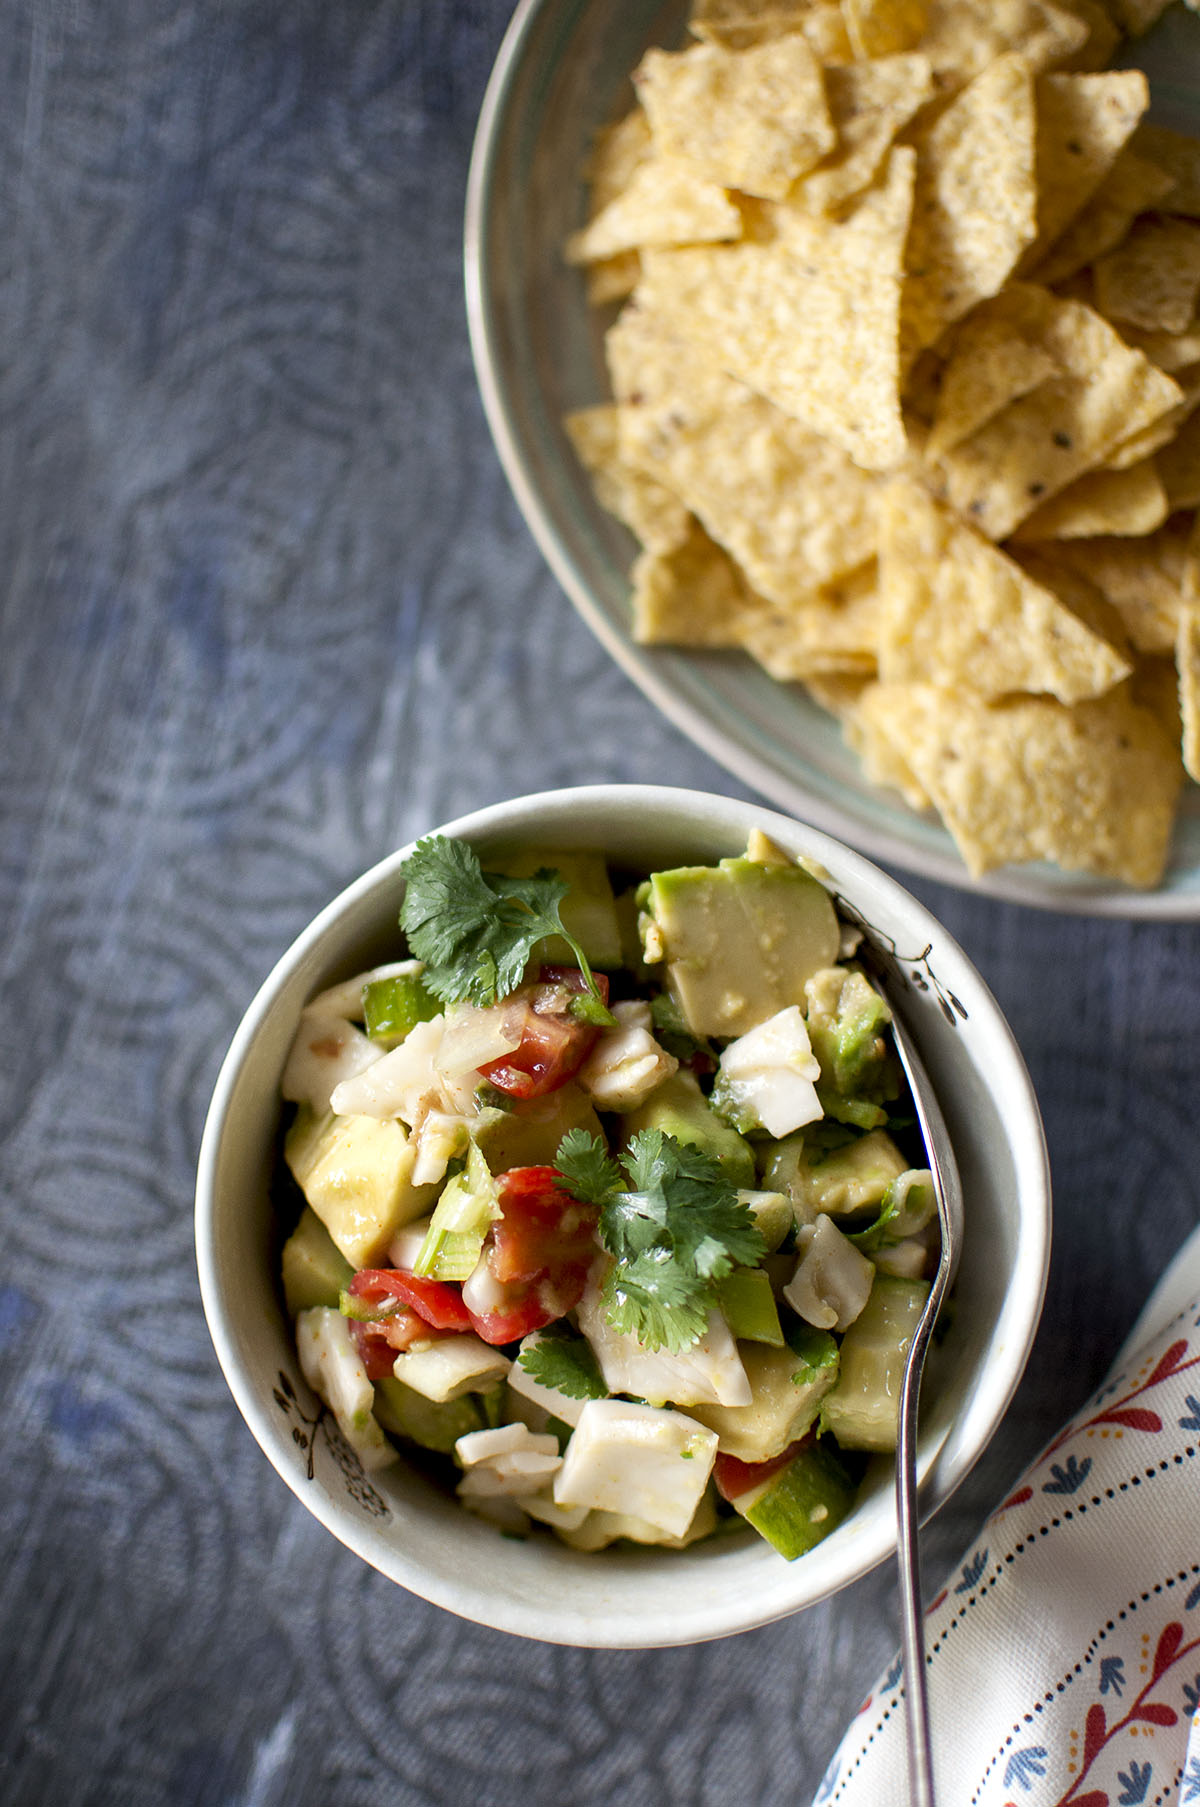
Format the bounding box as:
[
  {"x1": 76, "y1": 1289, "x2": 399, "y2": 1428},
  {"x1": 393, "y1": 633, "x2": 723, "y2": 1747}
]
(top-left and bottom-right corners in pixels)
[{"x1": 815, "y1": 1231, "x2": 1200, "y2": 1807}]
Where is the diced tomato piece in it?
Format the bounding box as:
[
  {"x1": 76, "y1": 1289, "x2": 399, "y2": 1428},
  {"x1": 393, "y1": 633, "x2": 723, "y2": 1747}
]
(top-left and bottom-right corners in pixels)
[
  {"x1": 478, "y1": 974, "x2": 609, "y2": 1099},
  {"x1": 714, "y1": 1437, "x2": 814, "y2": 1502},
  {"x1": 538, "y1": 965, "x2": 611, "y2": 1000},
  {"x1": 348, "y1": 1267, "x2": 473, "y2": 1332},
  {"x1": 488, "y1": 1167, "x2": 597, "y2": 1283},
  {"x1": 461, "y1": 1166, "x2": 600, "y2": 1345},
  {"x1": 465, "y1": 1290, "x2": 566, "y2": 1347},
  {"x1": 350, "y1": 1311, "x2": 427, "y2": 1379}
]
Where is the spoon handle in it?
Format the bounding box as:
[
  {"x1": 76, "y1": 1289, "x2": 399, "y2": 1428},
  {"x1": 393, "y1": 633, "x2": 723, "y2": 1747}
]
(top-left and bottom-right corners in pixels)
[{"x1": 897, "y1": 1295, "x2": 938, "y2": 1807}]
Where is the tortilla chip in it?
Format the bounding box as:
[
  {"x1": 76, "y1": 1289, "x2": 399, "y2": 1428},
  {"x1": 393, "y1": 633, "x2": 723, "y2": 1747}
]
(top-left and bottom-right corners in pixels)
[
  {"x1": 586, "y1": 253, "x2": 641, "y2": 306},
  {"x1": 1118, "y1": 319, "x2": 1200, "y2": 374},
  {"x1": 926, "y1": 307, "x2": 1062, "y2": 460},
  {"x1": 915, "y1": 0, "x2": 1089, "y2": 89},
  {"x1": 1158, "y1": 409, "x2": 1200, "y2": 510},
  {"x1": 902, "y1": 54, "x2": 1038, "y2": 358},
  {"x1": 586, "y1": 108, "x2": 654, "y2": 213},
  {"x1": 1010, "y1": 455, "x2": 1168, "y2": 539},
  {"x1": 564, "y1": 157, "x2": 742, "y2": 264},
  {"x1": 878, "y1": 479, "x2": 1131, "y2": 701},
  {"x1": 1030, "y1": 148, "x2": 1175, "y2": 286},
  {"x1": 738, "y1": 563, "x2": 889, "y2": 678},
  {"x1": 631, "y1": 520, "x2": 770, "y2": 647},
  {"x1": 1102, "y1": 375, "x2": 1200, "y2": 469},
  {"x1": 842, "y1": 698, "x2": 934, "y2": 810},
  {"x1": 1133, "y1": 122, "x2": 1200, "y2": 217},
  {"x1": 614, "y1": 341, "x2": 883, "y2": 603},
  {"x1": 1032, "y1": 520, "x2": 1192, "y2": 652},
  {"x1": 803, "y1": 670, "x2": 878, "y2": 726},
  {"x1": 1094, "y1": 217, "x2": 1200, "y2": 334},
  {"x1": 795, "y1": 55, "x2": 935, "y2": 216},
  {"x1": 931, "y1": 284, "x2": 1183, "y2": 538},
  {"x1": 853, "y1": 680, "x2": 1181, "y2": 885},
  {"x1": 840, "y1": 0, "x2": 928, "y2": 56},
  {"x1": 1020, "y1": 70, "x2": 1148, "y2": 269},
  {"x1": 1177, "y1": 599, "x2": 1200, "y2": 781},
  {"x1": 637, "y1": 147, "x2": 915, "y2": 469},
  {"x1": 689, "y1": 0, "x2": 855, "y2": 59},
  {"x1": 564, "y1": 405, "x2": 692, "y2": 556},
  {"x1": 1049, "y1": 0, "x2": 1123, "y2": 73},
  {"x1": 635, "y1": 39, "x2": 835, "y2": 201},
  {"x1": 1107, "y1": 0, "x2": 1173, "y2": 31}
]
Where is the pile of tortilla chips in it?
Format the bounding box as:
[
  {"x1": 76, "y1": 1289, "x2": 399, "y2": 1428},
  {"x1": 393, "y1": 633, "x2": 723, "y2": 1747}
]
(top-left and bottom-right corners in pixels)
[{"x1": 563, "y1": 0, "x2": 1200, "y2": 888}]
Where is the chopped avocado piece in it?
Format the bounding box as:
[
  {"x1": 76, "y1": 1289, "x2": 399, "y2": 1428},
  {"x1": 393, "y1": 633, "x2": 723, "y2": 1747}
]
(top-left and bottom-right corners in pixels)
[
  {"x1": 281, "y1": 1206, "x2": 355, "y2": 1315},
  {"x1": 639, "y1": 855, "x2": 839, "y2": 1038},
  {"x1": 686, "y1": 1331, "x2": 838, "y2": 1462},
  {"x1": 716, "y1": 1267, "x2": 784, "y2": 1346},
  {"x1": 734, "y1": 1438, "x2": 857, "y2": 1559},
  {"x1": 763, "y1": 1126, "x2": 910, "y2": 1225},
  {"x1": 471, "y1": 1082, "x2": 604, "y2": 1174},
  {"x1": 846, "y1": 1168, "x2": 937, "y2": 1252},
  {"x1": 620, "y1": 1070, "x2": 756, "y2": 1187},
  {"x1": 820, "y1": 1273, "x2": 930, "y2": 1452},
  {"x1": 372, "y1": 1375, "x2": 484, "y2": 1453},
  {"x1": 412, "y1": 1139, "x2": 500, "y2": 1280},
  {"x1": 284, "y1": 1106, "x2": 438, "y2": 1267},
  {"x1": 362, "y1": 969, "x2": 439, "y2": 1047},
  {"x1": 738, "y1": 1189, "x2": 794, "y2": 1252},
  {"x1": 805, "y1": 965, "x2": 901, "y2": 1114},
  {"x1": 486, "y1": 846, "x2": 621, "y2": 969}
]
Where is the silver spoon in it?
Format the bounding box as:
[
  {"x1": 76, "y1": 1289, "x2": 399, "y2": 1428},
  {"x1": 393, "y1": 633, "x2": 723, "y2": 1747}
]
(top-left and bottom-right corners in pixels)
[{"x1": 885, "y1": 999, "x2": 965, "y2": 1807}]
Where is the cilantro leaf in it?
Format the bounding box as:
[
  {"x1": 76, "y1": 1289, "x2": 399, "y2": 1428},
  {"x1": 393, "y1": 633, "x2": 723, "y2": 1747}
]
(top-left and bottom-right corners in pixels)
[
  {"x1": 554, "y1": 1126, "x2": 622, "y2": 1204},
  {"x1": 398, "y1": 836, "x2": 614, "y2": 1018},
  {"x1": 554, "y1": 1128, "x2": 768, "y2": 1355},
  {"x1": 516, "y1": 1325, "x2": 606, "y2": 1402}
]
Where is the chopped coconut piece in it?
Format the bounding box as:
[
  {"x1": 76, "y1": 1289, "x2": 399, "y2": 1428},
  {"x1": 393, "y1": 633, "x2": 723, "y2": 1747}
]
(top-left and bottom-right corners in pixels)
[
  {"x1": 577, "y1": 1000, "x2": 679, "y2": 1110},
  {"x1": 784, "y1": 1214, "x2": 875, "y2": 1332},
  {"x1": 282, "y1": 1011, "x2": 383, "y2": 1116},
  {"x1": 577, "y1": 1268, "x2": 751, "y2": 1407},
  {"x1": 294, "y1": 1307, "x2": 394, "y2": 1471},
  {"x1": 330, "y1": 1015, "x2": 477, "y2": 1123},
  {"x1": 715, "y1": 1005, "x2": 823, "y2": 1137},
  {"x1": 391, "y1": 1333, "x2": 511, "y2": 1403},
  {"x1": 553, "y1": 1399, "x2": 717, "y2": 1539}
]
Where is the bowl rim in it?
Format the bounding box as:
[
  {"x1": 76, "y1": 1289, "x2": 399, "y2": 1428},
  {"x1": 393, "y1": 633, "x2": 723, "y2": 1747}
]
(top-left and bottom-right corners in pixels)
[
  {"x1": 462, "y1": 0, "x2": 1200, "y2": 921},
  {"x1": 196, "y1": 783, "x2": 1051, "y2": 1646}
]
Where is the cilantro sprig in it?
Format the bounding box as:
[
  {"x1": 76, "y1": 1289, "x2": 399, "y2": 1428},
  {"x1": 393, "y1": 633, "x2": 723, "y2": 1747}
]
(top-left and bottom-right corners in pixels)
[
  {"x1": 555, "y1": 1127, "x2": 767, "y2": 1354},
  {"x1": 516, "y1": 1324, "x2": 607, "y2": 1401},
  {"x1": 398, "y1": 835, "x2": 614, "y2": 1022}
]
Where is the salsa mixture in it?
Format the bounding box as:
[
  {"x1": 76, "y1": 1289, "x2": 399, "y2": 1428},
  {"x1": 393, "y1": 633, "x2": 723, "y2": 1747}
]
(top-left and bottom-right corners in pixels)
[{"x1": 277, "y1": 829, "x2": 937, "y2": 1558}]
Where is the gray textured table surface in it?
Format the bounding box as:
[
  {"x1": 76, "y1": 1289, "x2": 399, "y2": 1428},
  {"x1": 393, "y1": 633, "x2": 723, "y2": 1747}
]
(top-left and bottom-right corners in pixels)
[{"x1": 4, "y1": 4, "x2": 1200, "y2": 1803}]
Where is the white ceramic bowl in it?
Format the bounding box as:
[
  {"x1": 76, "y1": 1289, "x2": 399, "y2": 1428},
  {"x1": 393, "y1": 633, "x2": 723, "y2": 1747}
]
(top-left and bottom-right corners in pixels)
[
  {"x1": 195, "y1": 785, "x2": 1050, "y2": 1647},
  {"x1": 464, "y1": 0, "x2": 1200, "y2": 915}
]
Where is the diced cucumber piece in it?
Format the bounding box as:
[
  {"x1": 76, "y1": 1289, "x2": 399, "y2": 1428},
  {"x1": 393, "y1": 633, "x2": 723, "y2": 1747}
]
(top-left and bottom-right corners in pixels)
[
  {"x1": 362, "y1": 969, "x2": 439, "y2": 1047},
  {"x1": 372, "y1": 1375, "x2": 484, "y2": 1453},
  {"x1": 736, "y1": 1439, "x2": 856, "y2": 1559},
  {"x1": 281, "y1": 1207, "x2": 354, "y2": 1315},
  {"x1": 820, "y1": 1274, "x2": 930, "y2": 1452},
  {"x1": 716, "y1": 1267, "x2": 784, "y2": 1346}
]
